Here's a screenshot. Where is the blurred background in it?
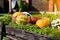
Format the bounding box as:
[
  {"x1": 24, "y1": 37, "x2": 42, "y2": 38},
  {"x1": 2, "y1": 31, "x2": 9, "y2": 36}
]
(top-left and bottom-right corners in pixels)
[{"x1": 0, "y1": 0, "x2": 60, "y2": 13}]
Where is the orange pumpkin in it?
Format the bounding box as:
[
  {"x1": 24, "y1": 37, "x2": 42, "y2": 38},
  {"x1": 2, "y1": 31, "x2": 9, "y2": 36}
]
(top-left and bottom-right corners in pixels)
[
  {"x1": 36, "y1": 17, "x2": 49, "y2": 28},
  {"x1": 12, "y1": 12, "x2": 23, "y2": 22}
]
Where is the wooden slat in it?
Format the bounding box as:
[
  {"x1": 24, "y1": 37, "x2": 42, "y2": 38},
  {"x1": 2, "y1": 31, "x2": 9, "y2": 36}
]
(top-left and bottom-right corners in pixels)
[
  {"x1": 49, "y1": 0, "x2": 54, "y2": 12},
  {"x1": 9, "y1": 0, "x2": 12, "y2": 12},
  {"x1": 56, "y1": 0, "x2": 60, "y2": 11}
]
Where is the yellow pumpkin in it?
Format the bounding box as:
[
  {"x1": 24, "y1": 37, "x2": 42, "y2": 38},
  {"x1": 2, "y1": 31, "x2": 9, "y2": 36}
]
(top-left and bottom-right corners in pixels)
[
  {"x1": 44, "y1": 17, "x2": 49, "y2": 26},
  {"x1": 12, "y1": 12, "x2": 23, "y2": 22},
  {"x1": 36, "y1": 17, "x2": 49, "y2": 28}
]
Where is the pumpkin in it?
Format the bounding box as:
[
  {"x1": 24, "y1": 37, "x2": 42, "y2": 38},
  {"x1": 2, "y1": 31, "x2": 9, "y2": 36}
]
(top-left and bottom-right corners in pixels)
[
  {"x1": 36, "y1": 17, "x2": 49, "y2": 28},
  {"x1": 12, "y1": 12, "x2": 24, "y2": 22},
  {"x1": 16, "y1": 15, "x2": 30, "y2": 24}
]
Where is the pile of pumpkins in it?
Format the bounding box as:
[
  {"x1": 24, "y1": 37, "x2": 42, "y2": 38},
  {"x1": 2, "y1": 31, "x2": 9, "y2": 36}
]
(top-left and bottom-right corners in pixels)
[{"x1": 12, "y1": 12, "x2": 50, "y2": 28}]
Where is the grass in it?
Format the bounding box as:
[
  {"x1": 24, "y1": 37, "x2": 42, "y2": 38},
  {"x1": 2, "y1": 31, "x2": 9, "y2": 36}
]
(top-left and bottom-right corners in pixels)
[
  {"x1": 31, "y1": 13, "x2": 60, "y2": 22},
  {"x1": 31, "y1": 13, "x2": 42, "y2": 18},
  {"x1": 0, "y1": 13, "x2": 60, "y2": 40}
]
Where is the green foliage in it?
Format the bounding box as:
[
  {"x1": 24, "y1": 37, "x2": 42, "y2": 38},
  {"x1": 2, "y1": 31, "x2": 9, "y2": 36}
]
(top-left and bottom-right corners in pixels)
[
  {"x1": 19, "y1": 0, "x2": 27, "y2": 11},
  {"x1": 19, "y1": 0, "x2": 22, "y2": 11},
  {"x1": 31, "y1": 13, "x2": 42, "y2": 18},
  {"x1": 0, "y1": 36, "x2": 10, "y2": 40},
  {"x1": 0, "y1": 14, "x2": 12, "y2": 25},
  {"x1": 22, "y1": 1, "x2": 27, "y2": 11},
  {"x1": 3, "y1": 37, "x2": 10, "y2": 40}
]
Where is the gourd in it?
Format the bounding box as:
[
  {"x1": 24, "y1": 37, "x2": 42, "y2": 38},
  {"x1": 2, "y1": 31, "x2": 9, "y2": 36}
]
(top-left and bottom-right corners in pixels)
[
  {"x1": 16, "y1": 15, "x2": 30, "y2": 24},
  {"x1": 36, "y1": 17, "x2": 49, "y2": 28},
  {"x1": 12, "y1": 12, "x2": 23, "y2": 22},
  {"x1": 30, "y1": 17, "x2": 41, "y2": 24}
]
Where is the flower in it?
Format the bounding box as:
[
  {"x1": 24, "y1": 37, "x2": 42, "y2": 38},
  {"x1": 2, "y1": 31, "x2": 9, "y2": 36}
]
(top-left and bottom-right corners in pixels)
[{"x1": 51, "y1": 19, "x2": 60, "y2": 29}]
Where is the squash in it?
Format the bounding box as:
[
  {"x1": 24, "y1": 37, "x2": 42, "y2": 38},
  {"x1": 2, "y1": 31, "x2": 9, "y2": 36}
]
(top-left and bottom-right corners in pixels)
[
  {"x1": 12, "y1": 12, "x2": 23, "y2": 22},
  {"x1": 36, "y1": 17, "x2": 49, "y2": 28},
  {"x1": 16, "y1": 15, "x2": 30, "y2": 24},
  {"x1": 30, "y1": 17, "x2": 41, "y2": 24}
]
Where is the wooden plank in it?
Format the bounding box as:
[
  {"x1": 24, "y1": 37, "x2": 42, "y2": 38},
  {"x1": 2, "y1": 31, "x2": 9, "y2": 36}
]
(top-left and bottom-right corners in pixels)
[
  {"x1": 9, "y1": 0, "x2": 12, "y2": 12},
  {"x1": 49, "y1": 0, "x2": 54, "y2": 12},
  {"x1": 29, "y1": 0, "x2": 49, "y2": 12}
]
